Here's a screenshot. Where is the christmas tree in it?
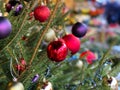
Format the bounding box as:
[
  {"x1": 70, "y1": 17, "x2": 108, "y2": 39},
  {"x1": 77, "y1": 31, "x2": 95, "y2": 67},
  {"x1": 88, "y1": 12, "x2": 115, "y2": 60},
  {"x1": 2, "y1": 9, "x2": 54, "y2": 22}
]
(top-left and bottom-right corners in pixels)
[{"x1": 0, "y1": 0, "x2": 120, "y2": 90}]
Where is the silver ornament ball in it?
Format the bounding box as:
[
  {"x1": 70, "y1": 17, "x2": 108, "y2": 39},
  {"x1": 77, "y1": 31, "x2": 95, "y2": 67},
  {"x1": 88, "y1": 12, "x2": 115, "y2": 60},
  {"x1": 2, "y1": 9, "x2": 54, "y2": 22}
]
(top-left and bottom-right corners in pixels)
[{"x1": 7, "y1": 81, "x2": 24, "y2": 90}]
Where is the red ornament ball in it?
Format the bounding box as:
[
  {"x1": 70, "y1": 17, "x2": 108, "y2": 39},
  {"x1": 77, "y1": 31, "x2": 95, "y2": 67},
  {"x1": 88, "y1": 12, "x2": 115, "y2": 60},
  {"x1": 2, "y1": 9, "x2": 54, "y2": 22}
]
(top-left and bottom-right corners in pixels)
[
  {"x1": 15, "y1": 58, "x2": 26, "y2": 72},
  {"x1": 47, "y1": 39, "x2": 68, "y2": 62},
  {"x1": 34, "y1": 6, "x2": 50, "y2": 22},
  {"x1": 80, "y1": 50, "x2": 97, "y2": 64},
  {"x1": 29, "y1": 12, "x2": 34, "y2": 20},
  {"x1": 20, "y1": 58, "x2": 26, "y2": 66},
  {"x1": 62, "y1": 34, "x2": 80, "y2": 54}
]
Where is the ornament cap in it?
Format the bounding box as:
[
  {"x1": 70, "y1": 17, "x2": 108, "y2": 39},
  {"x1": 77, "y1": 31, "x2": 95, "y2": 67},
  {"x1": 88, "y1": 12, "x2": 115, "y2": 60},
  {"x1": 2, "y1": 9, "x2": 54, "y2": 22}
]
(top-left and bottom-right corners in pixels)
[{"x1": 13, "y1": 77, "x2": 18, "y2": 82}]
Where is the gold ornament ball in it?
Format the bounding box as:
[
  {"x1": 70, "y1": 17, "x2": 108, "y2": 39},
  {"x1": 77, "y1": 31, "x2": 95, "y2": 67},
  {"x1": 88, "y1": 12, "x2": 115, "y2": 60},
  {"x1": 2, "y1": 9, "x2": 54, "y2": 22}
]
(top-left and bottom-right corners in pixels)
[
  {"x1": 7, "y1": 82, "x2": 24, "y2": 90},
  {"x1": 76, "y1": 60, "x2": 83, "y2": 69},
  {"x1": 44, "y1": 29, "x2": 57, "y2": 42},
  {"x1": 102, "y1": 76, "x2": 118, "y2": 90},
  {"x1": 36, "y1": 82, "x2": 53, "y2": 90}
]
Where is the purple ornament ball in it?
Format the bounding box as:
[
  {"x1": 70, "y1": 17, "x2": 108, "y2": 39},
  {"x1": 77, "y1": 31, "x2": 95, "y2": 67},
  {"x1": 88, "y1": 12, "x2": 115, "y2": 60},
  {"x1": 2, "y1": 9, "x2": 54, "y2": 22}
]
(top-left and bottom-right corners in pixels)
[
  {"x1": 0, "y1": 17, "x2": 12, "y2": 39},
  {"x1": 5, "y1": 1, "x2": 23, "y2": 16},
  {"x1": 32, "y1": 74, "x2": 39, "y2": 83},
  {"x1": 72, "y1": 22, "x2": 88, "y2": 38},
  {"x1": 14, "y1": 4, "x2": 23, "y2": 16}
]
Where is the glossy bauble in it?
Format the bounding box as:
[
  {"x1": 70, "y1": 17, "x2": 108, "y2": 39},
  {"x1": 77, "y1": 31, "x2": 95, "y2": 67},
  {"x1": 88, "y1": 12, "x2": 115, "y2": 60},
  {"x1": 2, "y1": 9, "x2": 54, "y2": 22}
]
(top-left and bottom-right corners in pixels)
[
  {"x1": 103, "y1": 76, "x2": 118, "y2": 90},
  {"x1": 110, "y1": 77, "x2": 118, "y2": 90},
  {"x1": 47, "y1": 39, "x2": 68, "y2": 62},
  {"x1": 80, "y1": 50, "x2": 97, "y2": 64},
  {"x1": 15, "y1": 58, "x2": 26, "y2": 72},
  {"x1": 72, "y1": 22, "x2": 87, "y2": 38},
  {"x1": 62, "y1": 34, "x2": 80, "y2": 54},
  {"x1": 0, "y1": 11, "x2": 2, "y2": 16},
  {"x1": 5, "y1": 1, "x2": 23, "y2": 16},
  {"x1": 44, "y1": 29, "x2": 57, "y2": 42},
  {"x1": 7, "y1": 81, "x2": 24, "y2": 90},
  {"x1": 32, "y1": 74, "x2": 39, "y2": 83},
  {"x1": 14, "y1": 4, "x2": 23, "y2": 16},
  {"x1": 34, "y1": 6, "x2": 50, "y2": 22},
  {"x1": 20, "y1": 58, "x2": 26, "y2": 66},
  {"x1": 0, "y1": 16, "x2": 12, "y2": 39},
  {"x1": 36, "y1": 82, "x2": 53, "y2": 90}
]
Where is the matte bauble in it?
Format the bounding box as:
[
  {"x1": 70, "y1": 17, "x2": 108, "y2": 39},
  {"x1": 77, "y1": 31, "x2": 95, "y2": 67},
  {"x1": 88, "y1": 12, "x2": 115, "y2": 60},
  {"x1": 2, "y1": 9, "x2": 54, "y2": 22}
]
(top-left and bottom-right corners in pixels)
[
  {"x1": 105, "y1": 2, "x2": 120, "y2": 24},
  {"x1": 44, "y1": 29, "x2": 57, "y2": 42},
  {"x1": 7, "y1": 81, "x2": 24, "y2": 90},
  {"x1": 47, "y1": 39, "x2": 68, "y2": 62},
  {"x1": 72, "y1": 22, "x2": 87, "y2": 38},
  {"x1": 76, "y1": 60, "x2": 83, "y2": 69},
  {"x1": 62, "y1": 34, "x2": 80, "y2": 54},
  {"x1": 34, "y1": 6, "x2": 50, "y2": 22},
  {"x1": 0, "y1": 17, "x2": 12, "y2": 39}
]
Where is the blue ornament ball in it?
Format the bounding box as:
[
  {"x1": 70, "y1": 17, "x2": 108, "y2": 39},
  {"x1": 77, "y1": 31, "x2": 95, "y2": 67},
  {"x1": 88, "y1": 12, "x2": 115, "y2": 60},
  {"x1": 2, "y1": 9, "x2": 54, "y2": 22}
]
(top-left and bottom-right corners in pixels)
[
  {"x1": 72, "y1": 22, "x2": 88, "y2": 38},
  {"x1": 105, "y1": 1, "x2": 120, "y2": 24},
  {"x1": 0, "y1": 17, "x2": 12, "y2": 39}
]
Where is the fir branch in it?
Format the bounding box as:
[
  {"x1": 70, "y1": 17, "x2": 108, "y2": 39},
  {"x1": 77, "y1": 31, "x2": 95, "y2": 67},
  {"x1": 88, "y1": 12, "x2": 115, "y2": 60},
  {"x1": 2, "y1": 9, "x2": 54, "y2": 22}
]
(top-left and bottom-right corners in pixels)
[
  {"x1": 17, "y1": 42, "x2": 24, "y2": 57},
  {"x1": 6, "y1": 48, "x2": 16, "y2": 62},
  {"x1": 0, "y1": 1, "x2": 34, "y2": 53},
  {"x1": 99, "y1": 40, "x2": 116, "y2": 66},
  {"x1": 18, "y1": 0, "x2": 61, "y2": 81},
  {"x1": 38, "y1": 0, "x2": 42, "y2": 6},
  {"x1": 29, "y1": 0, "x2": 61, "y2": 65},
  {"x1": 6, "y1": 48, "x2": 19, "y2": 77}
]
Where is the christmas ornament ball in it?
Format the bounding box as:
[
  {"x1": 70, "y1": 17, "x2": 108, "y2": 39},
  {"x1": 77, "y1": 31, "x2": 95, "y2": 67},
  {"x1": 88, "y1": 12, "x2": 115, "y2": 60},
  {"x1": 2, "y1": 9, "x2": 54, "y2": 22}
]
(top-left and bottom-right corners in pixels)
[
  {"x1": 0, "y1": 17, "x2": 12, "y2": 39},
  {"x1": 103, "y1": 76, "x2": 118, "y2": 90},
  {"x1": 5, "y1": 0, "x2": 23, "y2": 16},
  {"x1": 62, "y1": 34, "x2": 80, "y2": 54},
  {"x1": 36, "y1": 82, "x2": 53, "y2": 90},
  {"x1": 44, "y1": 29, "x2": 57, "y2": 42},
  {"x1": 110, "y1": 77, "x2": 118, "y2": 90},
  {"x1": 80, "y1": 50, "x2": 97, "y2": 64},
  {"x1": 47, "y1": 39, "x2": 68, "y2": 62},
  {"x1": 76, "y1": 60, "x2": 83, "y2": 69},
  {"x1": 72, "y1": 22, "x2": 88, "y2": 38},
  {"x1": 7, "y1": 81, "x2": 24, "y2": 90},
  {"x1": 14, "y1": 4, "x2": 23, "y2": 16},
  {"x1": 34, "y1": 6, "x2": 50, "y2": 22}
]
